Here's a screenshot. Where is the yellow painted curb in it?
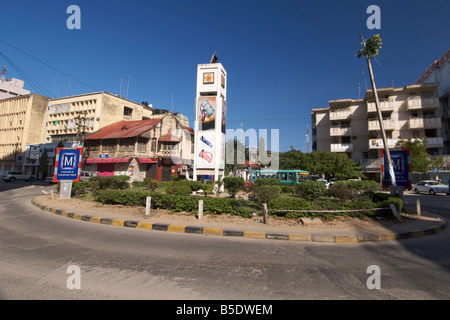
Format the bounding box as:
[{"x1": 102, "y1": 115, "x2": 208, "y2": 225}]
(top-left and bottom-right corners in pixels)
[
  {"x1": 61, "y1": 211, "x2": 69, "y2": 217},
  {"x1": 336, "y1": 235, "x2": 358, "y2": 243},
  {"x1": 377, "y1": 233, "x2": 397, "y2": 241},
  {"x1": 73, "y1": 214, "x2": 84, "y2": 220},
  {"x1": 243, "y1": 231, "x2": 266, "y2": 239},
  {"x1": 137, "y1": 222, "x2": 153, "y2": 230},
  {"x1": 410, "y1": 230, "x2": 425, "y2": 238},
  {"x1": 203, "y1": 227, "x2": 223, "y2": 236},
  {"x1": 90, "y1": 217, "x2": 102, "y2": 223},
  {"x1": 288, "y1": 234, "x2": 312, "y2": 242},
  {"x1": 111, "y1": 219, "x2": 125, "y2": 227},
  {"x1": 168, "y1": 225, "x2": 185, "y2": 233}
]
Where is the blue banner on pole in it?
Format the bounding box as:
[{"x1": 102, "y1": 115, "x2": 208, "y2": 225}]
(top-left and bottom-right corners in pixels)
[{"x1": 382, "y1": 149, "x2": 411, "y2": 188}]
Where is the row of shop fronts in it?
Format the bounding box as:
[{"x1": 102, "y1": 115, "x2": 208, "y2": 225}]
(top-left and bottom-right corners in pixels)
[{"x1": 3, "y1": 142, "x2": 191, "y2": 182}]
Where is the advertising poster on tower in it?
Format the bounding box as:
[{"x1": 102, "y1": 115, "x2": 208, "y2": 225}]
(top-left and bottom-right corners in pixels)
[
  {"x1": 197, "y1": 96, "x2": 218, "y2": 169},
  {"x1": 194, "y1": 59, "x2": 227, "y2": 180}
]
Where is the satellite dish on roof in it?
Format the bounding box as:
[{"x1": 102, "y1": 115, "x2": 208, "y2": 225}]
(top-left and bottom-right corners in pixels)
[{"x1": 210, "y1": 52, "x2": 218, "y2": 63}]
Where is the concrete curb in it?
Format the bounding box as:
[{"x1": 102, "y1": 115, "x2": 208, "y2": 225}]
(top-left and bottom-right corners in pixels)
[{"x1": 31, "y1": 198, "x2": 448, "y2": 243}]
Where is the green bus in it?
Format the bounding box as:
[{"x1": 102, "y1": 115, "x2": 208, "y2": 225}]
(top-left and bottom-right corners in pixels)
[{"x1": 248, "y1": 170, "x2": 310, "y2": 186}]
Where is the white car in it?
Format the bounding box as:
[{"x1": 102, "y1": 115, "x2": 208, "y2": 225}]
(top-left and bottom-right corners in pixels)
[
  {"x1": 2, "y1": 171, "x2": 35, "y2": 182},
  {"x1": 413, "y1": 180, "x2": 450, "y2": 195}
]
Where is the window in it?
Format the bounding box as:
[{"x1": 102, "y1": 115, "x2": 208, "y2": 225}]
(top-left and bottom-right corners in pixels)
[
  {"x1": 103, "y1": 139, "x2": 117, "y2": 151},
  {"x1": 342, "y1": 136, "x2": 351, "y2": 144},
  {"x1": 151, "y1": 138, "x2": 157, "y2": 151},
  {"x1": 162, "y1": 144, "x2": 174, "y2": 151},
  {"x1": 119, "y1": 138, "x2": 134, "y2": 151},
  {"x1": 137, "y1": 137, "x2": 147, "y2": 152},
  {"x1": 123, "y1": 107, "x2": 133, "y2": 117},
  {"x1": 425, "y1": 129, "x2": 437, "y2": 138},
  {"x1": 86, "y1": 140, "x2": 100, "y2": 151}
]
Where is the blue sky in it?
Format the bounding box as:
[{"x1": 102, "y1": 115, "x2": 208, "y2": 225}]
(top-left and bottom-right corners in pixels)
[{"x1": 1, "y1": 0, "x2": 449, "y2": 152}]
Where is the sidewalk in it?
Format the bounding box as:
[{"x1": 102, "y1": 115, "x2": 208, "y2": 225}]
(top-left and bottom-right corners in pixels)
[{"x1": 31, "y1": 194, "x2": 447, "y2": 243}]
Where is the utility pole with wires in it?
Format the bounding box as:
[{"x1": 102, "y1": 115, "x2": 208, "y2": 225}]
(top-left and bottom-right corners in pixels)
[
  {"x1": 75, "y1": 110, "x2": 88, "y2": 148},
  {"x1": 357, "y1": 33, "x2": 397, "y2": 195}
]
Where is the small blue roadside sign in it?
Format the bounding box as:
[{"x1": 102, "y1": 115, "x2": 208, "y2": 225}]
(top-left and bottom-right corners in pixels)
[
  {"x1": 53, "y1": 148, "x2": 83, "y2": 182},
  {"x1": 382, "y1": 148, "x2": 411, "y2": 188}
]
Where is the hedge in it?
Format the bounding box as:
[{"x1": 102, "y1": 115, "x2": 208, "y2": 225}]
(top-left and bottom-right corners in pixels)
[
  {"x1": 95, "y1": 189, "x2": 252, "y2": 217},
  {"x1": 267, "y1": 196, "x2": 401, "y2": 219},
  {"x1": 89, "y1": 175, "x2": 130, "y2": 189}
]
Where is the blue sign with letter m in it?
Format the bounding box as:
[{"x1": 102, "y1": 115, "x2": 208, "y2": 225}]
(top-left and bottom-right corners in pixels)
[{"x1": 54, "y1": 148, "x2": 82, "y2": 182}]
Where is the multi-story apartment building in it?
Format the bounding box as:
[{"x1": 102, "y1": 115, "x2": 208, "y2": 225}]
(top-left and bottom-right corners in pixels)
[
  {"x1": 311, "y1": 82, "x2": 442, "y2": 180},
  {"x1": 0, "y1": 94, "x2": 49, "y2": 174},
  {"x1": 416, "y1": 49, "x2": 450, "y2": 154},
  {"x1": 82, "y1": 114, "x2": 194, "y2": 182}
]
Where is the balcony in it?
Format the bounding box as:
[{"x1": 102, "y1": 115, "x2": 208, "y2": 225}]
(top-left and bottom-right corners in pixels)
[
  {"x1": 411, "y1": 137, "x2": 443, "y2": 148},
  {"x1": 331, "y1": 143, "x2": 353, "y2": 152},
  {"x1": 157, "y1": 149, "x2": 180, "y2": 157},
  {"x1": 408, "y1": 117, "x2": 441, "y2": 129},
  {"x1": 367, "y1": 101, "x2": 394, "y2": 113},
  {"x1": 368, "y1": 118, "x2": 396, "y2": 131},
  {"x1": 329, "y1": 110, "x2": 352, "y2": 121},
  {"x1": 369, "y1": 139, "x2": 398, "y2": 149},
  {"x1": 360, "y1": 158, "x2": 382, "y2": 172},
  {"x1": 330, "y1": 126, "x2": 352, "y2": 136},
  {"x1": 407, "y1": 96, "x2": 439, "y2": 110}
]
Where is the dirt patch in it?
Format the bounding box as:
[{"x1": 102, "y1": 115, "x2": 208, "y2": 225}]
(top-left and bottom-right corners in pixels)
[{"x1": 32, "y1": 194, "x2": 400, "y2": 235}]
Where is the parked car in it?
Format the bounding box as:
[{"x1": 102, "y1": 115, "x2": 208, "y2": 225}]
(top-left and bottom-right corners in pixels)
[
  {"x1": 80, "y1": 171, "x2": 97, "y2": 181},
  {"x1": 316, "y1": 179, "x2": 331, "y2": 189},
  {"x1": 2, "y1": 171, "x2": 35, "y2": 182},
  {"x1": 412, "y1": 180, "x2": 450, "y2": 195}
]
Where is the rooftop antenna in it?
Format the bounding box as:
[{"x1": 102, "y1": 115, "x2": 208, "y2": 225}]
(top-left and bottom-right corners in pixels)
[
  {"x1": 126, "y1": 72, "x2": 130, "y2": 99},
  {"x1": 120, "y1": 76, "x2": 123, "y2": 97},
  {"x1": 66, "y1": 75, "x2": 72, "y2": 96},
  {"x1": 358, "y1": 77, "x2": 361, "y2": 99},
  {"x1": 52, "y1": 73, "x2": 56, "y2": 98},
  {"x1": 1, "y1": 65, "x2": 6, "y2": 81}
]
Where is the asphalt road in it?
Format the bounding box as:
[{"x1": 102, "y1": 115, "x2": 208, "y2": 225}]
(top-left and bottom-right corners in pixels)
[{"x1": 0, "y1": 181, "x2": 449, "y2": 301}]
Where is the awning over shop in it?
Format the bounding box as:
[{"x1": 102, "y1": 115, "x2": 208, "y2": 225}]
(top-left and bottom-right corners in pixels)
[
  {"x1": 83, "y1": 158, "x2": 130, "y2": 164},
  {"x1": 137, "y1": 158, "x2": 155, "y2": 163}
]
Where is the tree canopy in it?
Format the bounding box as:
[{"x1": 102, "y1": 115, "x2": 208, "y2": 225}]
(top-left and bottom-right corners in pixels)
[{"x1": 279, "y1": 149, "x2": 362, "y2": 179}]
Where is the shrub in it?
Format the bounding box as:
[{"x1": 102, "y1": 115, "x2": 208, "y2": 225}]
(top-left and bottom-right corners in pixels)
[
  {"x1": 253, "y1": 185, "x2": 281, "y2": 204},
  {"x1": 223, "y1": 177, "x2": 244, "y2": 197},
  {"x1": 280, "y1": 186, "x2": 295, "y2": 194},
  {"x1": 378, "y1": 197, "x2": 404, "y2": 213},
  {"x1": 370, "y1": 192, "x2": 391, "y2": 203},
  {"x1": 94, "y1": 189, "x2": 254, "y2": 217},
  {"x1": 166, "y1": 185, "x2": 192, "y2": 196},
  {"x1": 295, "y1": 181, "x2": 327, "y2": 201},
  {"x1": 243, "y1": 180, "x2": 255, "y2": 193},
  {"x1": 170, "y1": 175, "x2": 179, "y2": 181},
  {"x1": 72, "y1": 181, "x2": 90, "y2": 196},
  {"x1": 328, "y1": 180, "x2": 379, "y2": 201},
  {"x1": 255, "y1": 178, "x2": 280, "y2": 186},
  {"x1": 89, "y1": 175, "x2": 130, "y2": 189},
  {"x1": 173, "y1": 180, "x2": 204, "y2": 192},
  {"x1": 268, "y1": 197, "x2": 313, "y2": 218},
  {"x1": 143, "y1": 178, "x2": 159, "y2": 191}
]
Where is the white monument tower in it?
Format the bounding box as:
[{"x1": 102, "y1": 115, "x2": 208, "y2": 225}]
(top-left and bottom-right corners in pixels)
[{"x1": 193, "y1": 53, "x2": 227, "y2": 183}]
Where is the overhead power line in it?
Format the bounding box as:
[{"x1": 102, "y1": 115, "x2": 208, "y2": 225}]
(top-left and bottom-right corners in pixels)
[
  {"x1": 0, "y1": 39, "x2": 98, "y2": 92},
  {"x1": 0, "y1": 50, "x2": 52, "y2": 97}
]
